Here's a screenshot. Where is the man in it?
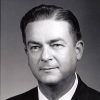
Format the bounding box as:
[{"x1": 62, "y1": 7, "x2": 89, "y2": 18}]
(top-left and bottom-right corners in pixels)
[{"x1": 7, "y1": 4, "x2": 100, "y2": 100}]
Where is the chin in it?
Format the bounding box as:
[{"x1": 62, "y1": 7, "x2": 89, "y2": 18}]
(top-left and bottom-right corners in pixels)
[
  {"x1": 40, "y1": 76, "x2": 63, "y2": 85},
  {"x1": 42, "y1": 80, "x2": 60, "y2": 86}
]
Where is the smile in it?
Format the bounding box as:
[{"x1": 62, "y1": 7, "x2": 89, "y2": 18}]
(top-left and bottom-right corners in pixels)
[{"x1": 40, "y1": 67, "x2": 59, "y2": 71}]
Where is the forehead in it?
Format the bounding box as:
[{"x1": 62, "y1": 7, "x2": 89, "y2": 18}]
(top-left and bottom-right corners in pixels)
[{"x1": 25, "y1": 19, "x2": 74, "y2": 43}]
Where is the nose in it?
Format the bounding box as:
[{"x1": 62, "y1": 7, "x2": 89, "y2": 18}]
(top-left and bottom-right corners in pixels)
[{"x1": 41, "y1": 46, "x2": 52, "y2": 62}]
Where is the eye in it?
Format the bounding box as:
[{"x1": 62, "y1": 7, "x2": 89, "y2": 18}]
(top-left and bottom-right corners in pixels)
[
  {"x1": 51, "y1": 44, "x2": 64, "y2": 49},
  {"x1": 30, "y1": 46, "x2": 41, "y2": 52}
]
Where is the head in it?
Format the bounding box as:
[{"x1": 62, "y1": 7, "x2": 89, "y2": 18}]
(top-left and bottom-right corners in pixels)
[{"x1": 20, "y1": 4, "x2": 84, "y2": 85}]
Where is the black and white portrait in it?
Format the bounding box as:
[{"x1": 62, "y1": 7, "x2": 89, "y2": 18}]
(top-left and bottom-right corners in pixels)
[{"x1": 1, "y1": 0, "x2": 100, "y2": 100}]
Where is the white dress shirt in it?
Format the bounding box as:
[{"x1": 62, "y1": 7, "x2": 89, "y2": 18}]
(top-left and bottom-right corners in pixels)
[{"x1": 38, "y1": 73, "x2": 78, "y2": 100}]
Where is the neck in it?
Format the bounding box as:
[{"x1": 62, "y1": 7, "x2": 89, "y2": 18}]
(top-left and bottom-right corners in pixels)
[{"x1": 38, "y1": 73, "x2": 76, "y2": 100}]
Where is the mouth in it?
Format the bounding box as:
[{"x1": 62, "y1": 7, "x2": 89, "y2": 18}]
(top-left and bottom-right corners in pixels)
[{"x1": 40, "y1": 67, "x2": 59, "y2": 71}]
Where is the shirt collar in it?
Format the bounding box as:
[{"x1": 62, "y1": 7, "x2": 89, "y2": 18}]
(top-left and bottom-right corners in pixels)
[{"x1": 38, "y1": 73, "x2": 78, "y2": 100}]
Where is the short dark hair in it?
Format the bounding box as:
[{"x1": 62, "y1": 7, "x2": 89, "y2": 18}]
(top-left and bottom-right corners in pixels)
[{"x1": 20, "y1": 4, "x2": 82, "y2": 45}]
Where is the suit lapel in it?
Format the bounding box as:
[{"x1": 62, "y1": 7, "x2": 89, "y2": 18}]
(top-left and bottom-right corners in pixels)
[
  {"x1": 71, "y1": 75, "x2": 88, "y2": 100},
  {"x1": 32, "y1": 87, "x2": 39, "y2": 100}
]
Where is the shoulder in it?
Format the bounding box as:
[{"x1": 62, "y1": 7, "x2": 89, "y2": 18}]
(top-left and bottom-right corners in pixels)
[
  {"x1": 73, "y1": 75, "x2": 100, "y2": 100},
  {"x1": 85, "y1": 86, "x2": 100, "y2": 99},
  {"x1": 7, "y1": 87, "x2": 38, "y2": 100}
]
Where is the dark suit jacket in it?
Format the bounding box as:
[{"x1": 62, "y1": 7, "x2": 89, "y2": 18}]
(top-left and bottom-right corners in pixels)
[{"x1": 7, "y1": 76, "x2": 100, "y2": 100}]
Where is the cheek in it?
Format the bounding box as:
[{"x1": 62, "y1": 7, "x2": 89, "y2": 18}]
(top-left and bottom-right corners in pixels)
[
  {"x1": 55, "y1": 48, "x2": 77, "y2": 70},
  {"x1": 27, "y1": 54, "x2": 41, "y2": 78},
  {"x1": 28, "y1": 52, "x2": 41, "y2": 63},
  {"x1": 27, "y1": 53, "x2": 40, "y2": 70},
  {"x1": 55, "y1": 48, "x2": 73, "y2": 62}
]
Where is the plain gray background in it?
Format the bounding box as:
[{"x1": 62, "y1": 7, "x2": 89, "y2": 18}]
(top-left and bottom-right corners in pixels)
[{"x1": 1, "y1": 0, "x2": 100, "y2": 99}]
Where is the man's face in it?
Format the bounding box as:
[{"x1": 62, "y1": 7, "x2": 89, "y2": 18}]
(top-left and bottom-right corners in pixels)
[{"x1": 25, "y1": 19, "x2": 82, "y2": 85}]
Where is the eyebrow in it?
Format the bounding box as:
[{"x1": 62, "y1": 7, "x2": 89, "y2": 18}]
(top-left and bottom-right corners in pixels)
[
  {"x1": 48, "y1": 38, "x2": 66, "y2": 44},
  {"x1": 27, "y1": 38, "x2": 66, "y2": 46},
  {"x1": 27, "y1": 41, "x2": 41, "y2": 46}
]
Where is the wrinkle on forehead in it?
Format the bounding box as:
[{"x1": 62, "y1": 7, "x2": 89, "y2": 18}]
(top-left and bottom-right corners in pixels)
[{"x1": 25, "y1": 19, "x2": 74, "y2": 45}]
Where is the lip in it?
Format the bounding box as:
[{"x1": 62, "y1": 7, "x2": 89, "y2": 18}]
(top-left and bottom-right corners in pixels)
[{"x1": 40, "y1": 67, "x2": 59, "y2": 71}]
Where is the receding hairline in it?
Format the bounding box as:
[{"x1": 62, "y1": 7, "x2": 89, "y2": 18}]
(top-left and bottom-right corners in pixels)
[
  {"x1": 20, "y1": 4, "x2": 82, "y2": 45},
  {"x1": 25, "y1": 17, "x2": 78, "y2": 45}
]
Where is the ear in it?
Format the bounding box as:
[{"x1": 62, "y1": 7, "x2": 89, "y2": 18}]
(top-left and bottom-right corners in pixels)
[{"x1": 75, "y1": 40, "x2": 84, "y2": 60}]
